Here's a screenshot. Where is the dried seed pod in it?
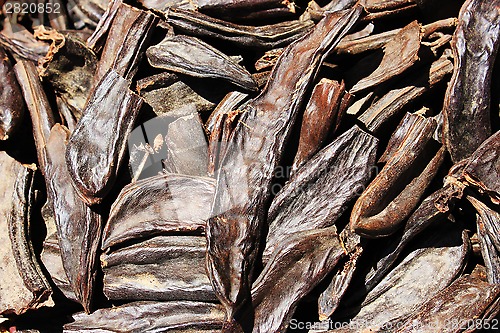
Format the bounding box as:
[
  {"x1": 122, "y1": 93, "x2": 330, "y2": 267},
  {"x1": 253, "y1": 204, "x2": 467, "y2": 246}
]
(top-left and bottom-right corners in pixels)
[
  {"x1": 359, "y1": 51, "x2": 453, "y2": 132},
  {"x1": 14, "y1": 60, "x2": 56, "y2": 172},
  {"x1": 147, "y1": 35, "x2": 257, "y2": 91},
  {"x1": 206, "y1": 91, "x2": 249, "y2": 176},
  {"x1": 330, "y1": 222, "x2": 469, "y2": 332},
  {"x1": 318, "y1": 228, "x2": 362, "y2": 321},
  {"x1": 350, "y1": 113, "x2": 444, "y2": 238},
  {"x1": 250, "y1": 226, "x2": 345, "y2": 333},
  {"x1": 264, "y1": 125, "x2": 378, "y2": 261},
  {"x1": 93, "y1": 2, "x2": 158, "y2": 85},
  {"x1": 66, "y1": 69, "x2": 143, "y2": 205},
  {"x1": 291, "y1": 79, "x2": 351, "y2": 173},
  {"x1": 0, "y1": 152, "x2": 52, "y2": 315},
  {"x1": 163, "y1": 114, "x2": 209, "y2": 177},
  {"x1": 461, "y1": 130, "x2": 500, "y2": 204},
  {"x1": 45, "y1": 124, "x2": 102, "y2": 312},
  {"x1": 164, "y1": 7, "x2": 315, "y2": 49},
  {"x1": 40, "y1": 34, "x2": 97, "y2": 115},
  {"x1": 137, "y1": 74, "x2": 218, "y2": 117},
  {"x1": 443, "y1": 0, "x2": 500, "y2": 162},
  {"x1": 394, "y1": 275, "x2": 500, "y2": 333},
  {"x1": 467, "y1": 196, "x2": 500, "y2": 284},
  {"x1": 63, "y1": 301, "x2": 225, "y2": 332},
  {"x1": 348, "y1": 20, "x2": 422, "y2": 94},
  {"x1": 0, "y1": 47, "x2": 25, "y2": 140},
  {"x1": 101, "y1": 173, "x2": 215, "y2": 251},
  {"x1": 102, "y1": 236, "x2": 216, "y2": 302},
  {"x1": 205, "y1": 6, "x2": 363, "y2": 325}
]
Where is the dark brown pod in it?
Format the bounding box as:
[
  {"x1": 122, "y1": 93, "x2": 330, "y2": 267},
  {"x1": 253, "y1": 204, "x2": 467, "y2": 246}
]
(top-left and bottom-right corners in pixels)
[
  {"x1": 291, "y1": 79, "x2": 351, "y2": 173},
  {"x1": 443, "y1": 0, "x2": 500, "y2": 162},
  {"x1": 101, "y1": 173, "x2": 215, "y2": 251},
  {"x1": 0, "y1": 46, "x2": 25, "y2": 140},
  {"x1": 467, "y1": 195, "x2": 500, "y2": 284},
  {"x1": 348, "y1": 20, "x2": 422, "y2": 94},
  {"x1": 350, "y1": 113, "x2": 444, "y2": 238},
  {"x1": 358, "y1": 51, "x2": 453, "y2": 132},
  {"x1": 264, "y1": 125, "x2": 378, "y2": 261},
  {"x1": 206, "y1": 91, "x2": 248, "y2": 177},
  {"x1": 250, "y1": 226, "x2": 345, "y2": 333},
  {"x1": 329, "y1": 223, "x2": 469, "y2": 332},
  {"x1": 163, "y1": 114, "x2": 209, "y2": 177},
  {"x1": 66, "y1": 69, "x2": 143, "y2": 205},
  {"x1": 92, "y1": 2, "x2": 158, "y2": 86},
  {"x1": 146, "y1": 35, "x2": 257, "y2": 91},
  {"x1": 45, "y1": 124, "x2": 102, "y2": 312},
  {"x1": 40, "y1": 34, "x2": 97, "y2": 115},
  {"x1": 394, "y1": 275, "x2": 500, "y2": 333},
  {"x1": 63, "y1": 301, "x2": 225, "y2": 332},
  {"x1": 101, "y1": 236, "x2": 216, "y2": 302},
  {"x1": 13, "y1": 60, "x2": 56, "y2": 172},
  {"x1": 0, "y1": 152, "x2": 52, "y2": 315},
  {"x1": 164, "y1": 7, "x2": 315, "y2": 50},
  {"x1": 462, "y1": 130, "x2": 500, "y2": 204},
  {"x1": 205, "y1": 6, "x2": 363, "y2": 323}
]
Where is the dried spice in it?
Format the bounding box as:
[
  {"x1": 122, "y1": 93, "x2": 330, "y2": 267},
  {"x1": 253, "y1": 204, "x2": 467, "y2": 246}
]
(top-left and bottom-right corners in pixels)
[
  {"x1": 443, "y1": 0, "x2": 500, "y2": 162},
  {"x1": 147, "y1": 35, "x2": 257, "y2": 91},
  {"x1": 66, "y1": 69, "x2": 143, "y2": 205},
  {"x1": 101, "y1": 173, "x2": 215, "y2": 251},
  {"x1": 206, "y1": 6, "x2": 362, "y2": 326},
  {"x1": 264, "y1": 125, "x2": 377, "y2": 261},
  {"x1": 467, "y1": 196, "x2": 500, "y2": 284},
  {"x1": 358, "y1": 50, "x2": 453, "y2": 132},
  {"x1": 329, "y1": 223, "x2": 469, "y2": 332},
  {"x1": 40, "y1": 34, "x2": 97, "y2": 115},
  {"x1": 3, "y1": 0, "x2": 500, "y2": 331},
  {"x1": 0, "y1": 46, "x2": 24, "y2": 140},
  {"x1": 92, "y1": 2, "x2": 158, "y2": 85},
  {"x1": 461, "y1": 130, "x2": 500, "y2": 204},
  {"x1": 0, "y1": 152, "x2": 52, "y2": 315}
]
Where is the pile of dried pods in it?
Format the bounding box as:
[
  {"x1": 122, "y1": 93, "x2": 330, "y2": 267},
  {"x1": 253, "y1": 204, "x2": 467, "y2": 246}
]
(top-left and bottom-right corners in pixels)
[{"x1": 1, "y1": 0, "x2": 500, "y2": 332}]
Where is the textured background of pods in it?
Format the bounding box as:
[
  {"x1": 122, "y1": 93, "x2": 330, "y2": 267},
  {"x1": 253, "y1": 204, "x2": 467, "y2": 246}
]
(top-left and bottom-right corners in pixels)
[{"x1": 1, "y1": 0, "x2": 500, "y2": 332}]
